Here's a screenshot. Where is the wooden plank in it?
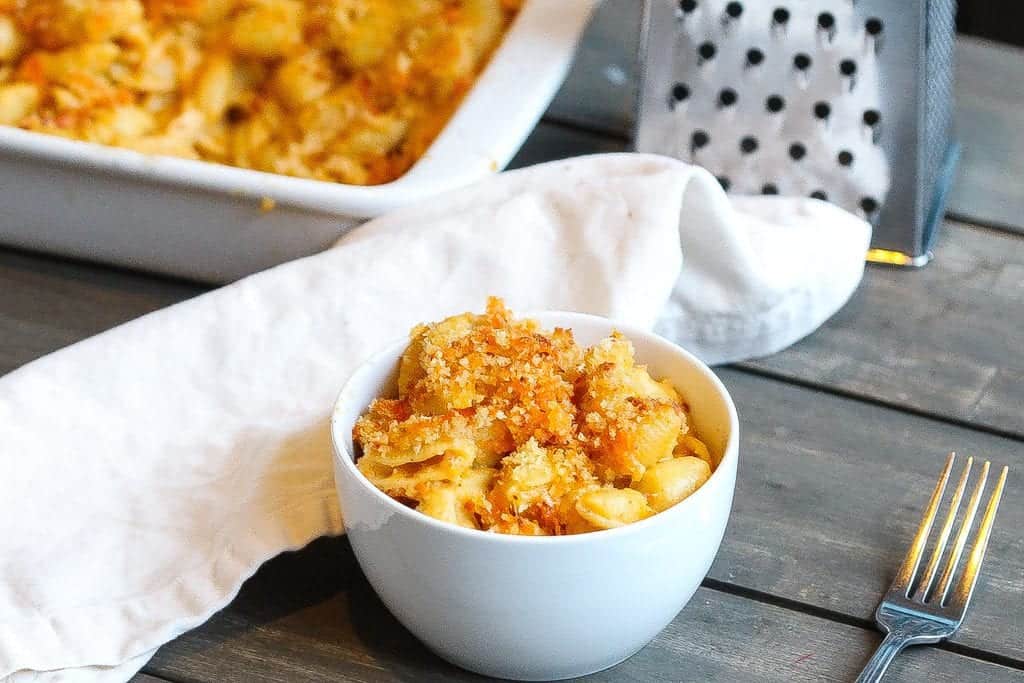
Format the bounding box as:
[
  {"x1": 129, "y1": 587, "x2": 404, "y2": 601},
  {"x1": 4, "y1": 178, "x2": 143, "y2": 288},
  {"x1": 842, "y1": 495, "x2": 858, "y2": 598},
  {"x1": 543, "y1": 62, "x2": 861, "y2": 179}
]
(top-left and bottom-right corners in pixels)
[
  {"x1": 743, "y1": 220, "x2": 1024, "y2": 438},
  {"x1": 510, "y1": 119, "x2": 628, "y2": 170},
  {"x1": 710, "y1": 367, "x2": 1024, "y2": 664},
  {"x1": 4, "y1": 237, "x2": 1020, "y2": 675},
  {"x1": 949, "y1": 37, "x2": 1024, "y2": 233},
  {"x1": 545, "y1": 0, "x2": 639, "y2": 136},
  {"x1": 130, "y1": 675, "x2": 172, "y2": 683},
  {"x1": 2, "y1": 199, "x2": 1022, "y2": 659},
  {"x1": 145, "y1": 537, "x2": 1023, "y2": 683},
  {"x1": 0, "y1": 248, "x2": 202, "y2": 375}
]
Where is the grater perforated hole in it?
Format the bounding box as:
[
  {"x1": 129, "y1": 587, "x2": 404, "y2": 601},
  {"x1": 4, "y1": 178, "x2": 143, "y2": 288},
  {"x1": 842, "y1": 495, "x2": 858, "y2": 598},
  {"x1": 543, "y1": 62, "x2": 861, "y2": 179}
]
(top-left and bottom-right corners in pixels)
[
  {"x1": 860, "y1": 196, "x2": 879, "y2": 214},
  {"x1": 641, "y1": 0, "x2": 898, "y2": 219},
  {"x1": 865, "y1": 17, "x2": 883, "y2": 36},
  {"x1": 817, "y1": 11, "x2": 836, "y2": 41}
]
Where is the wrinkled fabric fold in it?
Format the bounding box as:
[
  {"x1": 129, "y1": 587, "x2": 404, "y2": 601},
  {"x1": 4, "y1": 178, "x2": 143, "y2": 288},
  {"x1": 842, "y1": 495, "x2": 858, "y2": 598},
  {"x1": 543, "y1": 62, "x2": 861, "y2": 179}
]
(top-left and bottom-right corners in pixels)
[{"x1": 0, "y1": 154, "x2": 869, "y2": 681}]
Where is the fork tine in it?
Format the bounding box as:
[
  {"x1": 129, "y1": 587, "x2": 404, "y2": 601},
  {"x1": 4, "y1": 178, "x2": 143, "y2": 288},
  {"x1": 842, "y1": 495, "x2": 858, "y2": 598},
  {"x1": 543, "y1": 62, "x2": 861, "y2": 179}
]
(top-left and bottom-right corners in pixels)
[
  {"x1": 948, "y1": 465, "x2": 1008, "y2": 612},
  {"x1": 891, "y1": 453, "x2": 955, "y2": 595},
  {"x1": 914, "y1": 456, "x2": 973, "y2": 602},
  {"x1": 933, "y1": 460, "x2": 989, "y2": 606}
]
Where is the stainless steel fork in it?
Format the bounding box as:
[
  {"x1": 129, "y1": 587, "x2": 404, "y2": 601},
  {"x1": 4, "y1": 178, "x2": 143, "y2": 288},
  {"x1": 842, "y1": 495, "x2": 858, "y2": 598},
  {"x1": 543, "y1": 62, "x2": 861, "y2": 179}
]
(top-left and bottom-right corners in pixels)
[{"x1": 856, "y1": 453, "x2": 1008, "y2": 682}]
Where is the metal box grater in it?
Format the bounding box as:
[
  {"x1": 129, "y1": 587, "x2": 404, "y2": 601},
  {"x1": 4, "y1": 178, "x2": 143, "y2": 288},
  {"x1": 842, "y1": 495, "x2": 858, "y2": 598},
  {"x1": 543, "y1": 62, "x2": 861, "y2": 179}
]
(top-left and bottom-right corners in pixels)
[{"x1": 636, "y1": 0, "x2": 960, "y2": 266}]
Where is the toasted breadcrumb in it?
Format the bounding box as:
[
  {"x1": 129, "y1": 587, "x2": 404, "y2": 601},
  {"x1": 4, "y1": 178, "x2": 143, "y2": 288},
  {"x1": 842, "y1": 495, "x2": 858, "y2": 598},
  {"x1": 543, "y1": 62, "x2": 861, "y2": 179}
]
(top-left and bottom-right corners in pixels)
[
  {"x1": 0, "y1": 1, "x2": 521, "y2": 185},
  {"x1": 352, "y1": 297, "x2": 715, "y2": 535}
]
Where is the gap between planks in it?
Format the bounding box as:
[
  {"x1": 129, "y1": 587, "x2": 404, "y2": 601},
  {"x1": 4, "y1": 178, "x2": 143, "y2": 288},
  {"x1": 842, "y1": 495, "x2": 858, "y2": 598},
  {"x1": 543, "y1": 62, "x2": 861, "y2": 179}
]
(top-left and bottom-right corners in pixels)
[
  {"x1": 701, "y1": 578, "x2": 1024, "y2": 672},
  {"x1": 538, "y1": 113, "x2": 631, "y2": 144},
  {"x1": 132, "y1": 673, "x2": 177, "y2": 683},
  {"x1": 730, "y1": 361, "x2": 1024, "y2": 445},
  {"x1": 137, "y1": 578, "x2": 1024, "y2": 681},
  {"x1": 945, "y1": 212, "x2": 1024, "y2": 240}
]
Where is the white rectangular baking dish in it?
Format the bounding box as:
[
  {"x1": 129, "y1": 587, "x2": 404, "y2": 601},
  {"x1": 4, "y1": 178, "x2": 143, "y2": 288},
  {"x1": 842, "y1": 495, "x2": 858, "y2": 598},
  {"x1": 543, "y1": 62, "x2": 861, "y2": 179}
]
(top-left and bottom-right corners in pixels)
[{"x1": 0, "y1": 0, "x2": 596, "y2": 283}]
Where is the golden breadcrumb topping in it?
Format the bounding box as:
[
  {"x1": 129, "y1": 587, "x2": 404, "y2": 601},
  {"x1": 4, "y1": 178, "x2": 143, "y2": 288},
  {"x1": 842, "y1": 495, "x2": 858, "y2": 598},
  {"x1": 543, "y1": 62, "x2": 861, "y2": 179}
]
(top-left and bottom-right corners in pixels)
[
  {"x1": 353, "y1": 297, "x2": 715, "y2": 535},
  {"x1": 0, "y1": 0, "x2": 519, "y2": 185}
]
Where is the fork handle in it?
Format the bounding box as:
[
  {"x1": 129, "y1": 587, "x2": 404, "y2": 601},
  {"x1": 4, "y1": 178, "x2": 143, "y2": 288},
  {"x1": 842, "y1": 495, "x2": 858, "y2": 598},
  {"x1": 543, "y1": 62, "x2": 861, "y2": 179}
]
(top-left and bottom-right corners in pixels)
[{"x1": 855, "y1": 632, "x2": 912, "y2": 682}]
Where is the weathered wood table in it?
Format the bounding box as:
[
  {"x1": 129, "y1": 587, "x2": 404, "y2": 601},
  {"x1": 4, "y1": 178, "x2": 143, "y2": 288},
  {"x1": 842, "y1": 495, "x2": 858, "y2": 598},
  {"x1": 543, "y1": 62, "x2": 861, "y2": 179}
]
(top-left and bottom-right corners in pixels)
[{"x1": 3, "y1": 27, "x2": 1022, "y2": 682}]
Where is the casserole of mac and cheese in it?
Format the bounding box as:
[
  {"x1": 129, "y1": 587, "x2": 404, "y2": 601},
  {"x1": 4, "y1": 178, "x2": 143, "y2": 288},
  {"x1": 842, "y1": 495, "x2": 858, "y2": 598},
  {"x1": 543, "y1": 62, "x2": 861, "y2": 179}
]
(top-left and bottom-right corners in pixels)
[
  {"x1": 0, "y1": 0, "x2": 520, "y2": 185},
  {"x1": 353, "y1": 298, "x2": 716, "y2": 536}
]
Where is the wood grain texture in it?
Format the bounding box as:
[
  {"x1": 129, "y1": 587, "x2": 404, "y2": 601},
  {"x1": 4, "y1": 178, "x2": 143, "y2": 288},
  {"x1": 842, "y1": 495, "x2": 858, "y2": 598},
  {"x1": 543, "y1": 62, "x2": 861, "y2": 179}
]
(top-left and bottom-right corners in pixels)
[
  {"x1": 4, "y1": 238, "x2": 1019, "y2": 677},
  {"x1": 145, "y1": 536, "x2": 1024, "y2": 683},
  {"x1": 1, "y1": 163, "x2": 1021, "y2": 675},
  {"x1": 711, "y1": 367, "x2": 1024, "y2": 664},
  {"x1": 742, "y1": 221, "x2": 1024, "y2": 437},
  {"x1": 129, "y1": 675, "x2": 172, "y2": 683},
  {"x1": 0, "y1": 249, "x2": 202, "y2": 375}
]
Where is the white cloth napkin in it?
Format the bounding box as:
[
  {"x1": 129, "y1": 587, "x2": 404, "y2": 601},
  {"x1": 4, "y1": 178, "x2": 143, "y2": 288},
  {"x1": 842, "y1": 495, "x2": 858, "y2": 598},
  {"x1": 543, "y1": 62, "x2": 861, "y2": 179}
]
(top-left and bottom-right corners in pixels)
[{"x1": 0, "y1": 154, "x2": 869, "y2": 682}]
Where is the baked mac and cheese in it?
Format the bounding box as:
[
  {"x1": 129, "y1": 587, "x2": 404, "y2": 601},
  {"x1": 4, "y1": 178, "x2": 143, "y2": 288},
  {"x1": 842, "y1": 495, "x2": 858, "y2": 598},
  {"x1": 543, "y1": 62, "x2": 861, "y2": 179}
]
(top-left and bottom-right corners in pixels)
[
  {"x1": 353, "y1": 298, "x2": 716, "y2": 536},
  {"x1": 0, "y1": 0, "x2": 520, "y2": 184}
]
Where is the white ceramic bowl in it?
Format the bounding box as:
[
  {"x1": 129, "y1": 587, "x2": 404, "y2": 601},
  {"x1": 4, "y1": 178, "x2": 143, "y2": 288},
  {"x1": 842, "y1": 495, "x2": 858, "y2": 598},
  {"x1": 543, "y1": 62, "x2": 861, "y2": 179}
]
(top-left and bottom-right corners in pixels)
[{"x1": 331, "y1": 312, "x2": 739, "y2": 681}]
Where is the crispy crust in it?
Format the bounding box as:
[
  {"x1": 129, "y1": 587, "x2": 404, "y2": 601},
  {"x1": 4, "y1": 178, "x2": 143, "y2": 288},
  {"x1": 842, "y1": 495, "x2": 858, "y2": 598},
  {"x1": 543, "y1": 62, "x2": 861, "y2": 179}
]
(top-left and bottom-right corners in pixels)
[
  {"x1": 0, "y1": 0, "x2": 520, "y2": 185},
  {"x1": 353, "y1": 298, "x2": 715, "y2": 535}
]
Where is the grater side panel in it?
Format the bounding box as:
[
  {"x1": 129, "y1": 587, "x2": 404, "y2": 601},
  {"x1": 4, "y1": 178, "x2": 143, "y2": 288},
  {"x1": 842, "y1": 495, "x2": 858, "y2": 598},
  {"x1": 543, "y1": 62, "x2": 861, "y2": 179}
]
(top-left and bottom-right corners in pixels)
[
  {"x1": 854, "y1": 0, "x2": 927, "y2": 255},
  {"x1": 635, "y1": 0, "x2": 684, "y2": 156},
  {"x1": 922, "y1": 0, "x2": 957, "y2": 251}
]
